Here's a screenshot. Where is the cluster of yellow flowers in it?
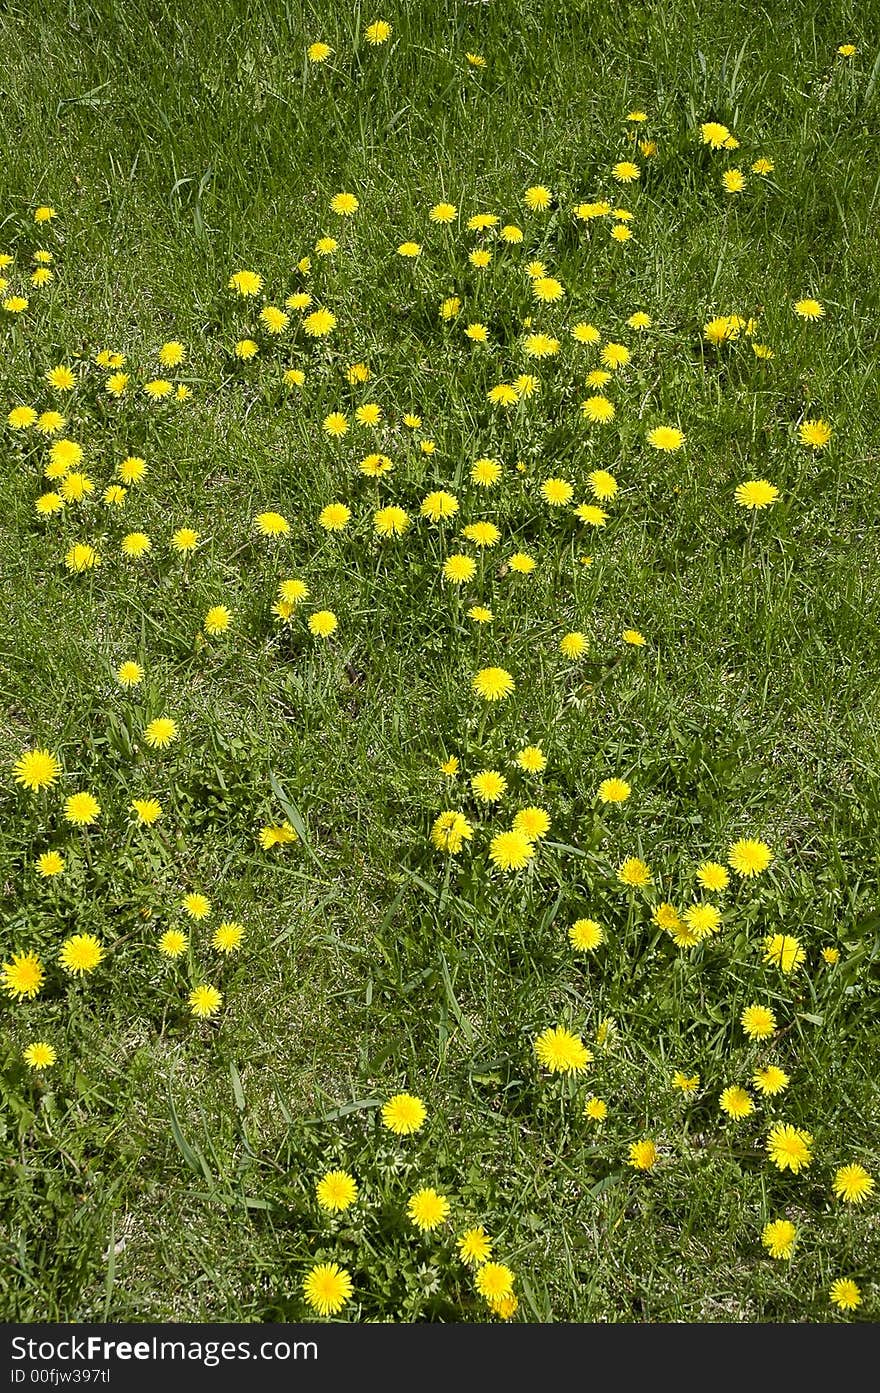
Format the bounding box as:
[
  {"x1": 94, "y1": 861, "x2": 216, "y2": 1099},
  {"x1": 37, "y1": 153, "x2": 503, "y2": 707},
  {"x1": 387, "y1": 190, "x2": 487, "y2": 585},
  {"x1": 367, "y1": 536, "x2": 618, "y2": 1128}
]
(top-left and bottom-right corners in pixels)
[
  {"x1": 303, "y1": 1092, "x2": 518, "y2": 1319},
  {"x1": 2, "y1": 66, "x2": 868, "y2": 1315}
]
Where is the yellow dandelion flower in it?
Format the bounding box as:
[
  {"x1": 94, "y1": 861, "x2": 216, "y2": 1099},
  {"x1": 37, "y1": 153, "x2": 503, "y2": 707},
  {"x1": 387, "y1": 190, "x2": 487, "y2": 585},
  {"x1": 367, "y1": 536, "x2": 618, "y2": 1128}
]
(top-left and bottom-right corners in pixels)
[
  {"x1": 534, "y1": 1026, "x2": 591, "y2": 1073},
  {"x1": 59, "y1": 933, "x2": 105, "y2": 975},
  {"x1": 2, "y1": 952, "x2": 45, "y2": 1000},
  {"x1": 189, "y1": 985, "x2": 223, "y2": 1019},
  {"x1": 381, "y1": 1092, "x2": 426, "y2": 1135},
  {"x1": 303, "y1": 1263, "x2": 352, "y2": 1317},
  {"x1": 316, "y1": 1170, "x2": 358, "y2": 1212}
]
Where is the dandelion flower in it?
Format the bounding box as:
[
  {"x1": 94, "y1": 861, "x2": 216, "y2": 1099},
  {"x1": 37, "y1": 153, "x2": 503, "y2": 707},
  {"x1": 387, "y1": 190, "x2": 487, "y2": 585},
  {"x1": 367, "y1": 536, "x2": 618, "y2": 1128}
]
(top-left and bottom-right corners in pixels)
[
  {"x1": 735, "y1": 479, "x2": 779, "y2": 510},
  {"x1": 588, "y1": 469, "x2": 618, "y2": 501},
  {"x1": 303, "y1": 307, "x2": 336, "y2": 337},
  {"x1": 832, "y1": 1164, "x2": 875, "y2": 1206},
  {"x1": 722, "y1": 169, "x2": 746, "y2": 193},
  {"x1": 532, "y1": 276, "x2": 564, "y2": 303},
  {"x1": 130, "y1": 798, "x2": 162, "y2": 826},
  {"x1": 431, "y1": 811, "x2": 472, "y2": 854},
  {"x1": 9, "y1": 405, "x2": 38, "y2": 429},
  {"x1": 754, "y1": 1065, "x2": 789, "y2": 1096},
  {"x1": 720, "y1": 1085, "x2": 754, "y2": 1119},
  {"x1": 121, "y1": 532, "x2": 151, "y2": 559},
  {"x1": 23, "y1": 1042, "x2": 57, "y2": 1070},
  {"x1": 473, "y1": 667, "x2": 514, "y2": 701},
  {"x1": 471, "y1": 770, "x2": 507, "y2": 803},
  {"x1": 63, "y1": 791, "x2": 100, "y2": 826},
  {"x1": 189, "y1": 985, "x2": 222, "y2": 1019},
  {"x1": 764, "y1": 934, "x2": 805, "y2": 973},
  {"x1": 612, "y1": 161, "x2": 640, "y2": 183},
  {"x1": 13, "y1": 748, "x2": 61, "y2": 793},
  {"x1": 628, "y1": 1139, "x2": 658, "y2": 1170},
  {"x1": 365, "y1": 19, "x2": 391, "y2": 44},
  {"x1": 766, "y1": 1122, "x2": 813, "y2": 1174},
  {"x1": 476, "y1": 1264, "x2": 515, "y2": 1303},
  {"x1": 683, "y1": 903, "x2": 721, "y2": 939},
  {"x1": 794, "y1": 298, "x2": 824, "y2": 321},
  {"x1": 2, "y1": 952, "x2": 45, "y2": 1000},
  {"x1": 458, "y1": 1227, "x2": 492, "y2": 1265},
  {"x1": 374, "y1": 505, "x2": 410, "y2": 538},
  {"x1": 228, "y1": 269, "x2": 263, "y2": 296},
  {"x1": 430, "y1": 202, "x2": 457, "y2": 223},
  {"x1": 701, "y1": 122, "x2": 731, "y2": 148},
  {"x1": 46, "y1": 365, "x2": 75, "y2": 391},
  {"x1": 212, "y1": 921, "x2": 245, "y2": 954},
  {"x1": 672, "y1": 1071, "x2": 700, "y2": 1095},
  {"x1": 316, "y1": 1170, "x2": 358, "y2": 1212},
  {"x1": 741, "y1": 1004, "x2": 776, "y2": 1039},
  {"x1": 65, "y1": 543, "x2": 101, "y2": 572},
  {"x1": 829, "y1": 1279, "x2": 861, "y2": 1313},
  {"x1": 307, "y1": 41, "x2": 332, "y2": 62},
  {"x1": 569, "y1": 918, "x2": 603, "y2": 951},
  {"x1": 382, "y1": 1093, "x2": 426, "y2": 1134},
  {"x1": 116, "y1": 660, "x2": 144, "y2": 687},
  {"x1": 259, "y1": 822, "x2": 298, "y2": 849},
  {"x1": 260, "y1": 305, "x2": 290, "y2": 335},
  {"x1": 517, "y1": 745, "x2": 546, "y2": 773},
  {"x1": 571, "y1": 320, "x2": 601, "y2": 343},
  {"x1": 407, "y1": 1187, "x2": 449, "y2": 1231},
  {"x1": 442, "y1": 554, "x2": 476, "y2": 585},
  {"x1": 575, "y1": 504, "x2": 608, "y2": 527},
  {"x1": 37, "y1": 410, "x2": 66, "y2": 435},
  {"x1": 560, "y1": 631, "x2": 588, "y2": 660},
  {"x1": 181, "y1": 893, "x2": 210, "y2": 921},
  {"x1": 585, "y1": 1097, "x2": 608, "y2": 1120},
  {"x1": 254, "y1": 509, "x2": 292, "y2": 534},
  {"x1": 601, "y1": 342, "x2": 630, "y2": 369},
  {"x1": 524, "y1": 185, "x2": 552, "y2": 211},
  {"x1": 420, "y1": 490, "x2": 458, "y2": 522},
  {"x1": 581, "y1": 395, "x2": 615, "y2": 423},
  {"x1": 617, "y1": 857, "x2": 651, "y2": 887},
  {"x1": 541, "y1": 477, "x2": 573, "y2": 506},
  {"x1": 534, "y1": 1026, "x2": 591, "y2": 1073},
  {"x1": 309, "y1": 611, "x2": 338, "y2": 638},
  {"x1": 59, "y1": 933, "x2": 105, "y2": 975},
  {"x1": 513, "y1": 806, "x2": 550, "y2": 841},
  {"x1": 647, "y1": 425, "x2": 684, "y2": 452},
  {"x1": 762, "y1": 1219, "x2": 797, "y2": 1260},
  {"x1": 303, "y1": 1263, "x2": 352, "y2": 1317},
  {"x1": 118, "y1": 455, "x2": 146, "y2": 485},
  {"x1": 204, "y1": 605, "x2": 231, "y2": 636},
  {"x1": 598, "y1": 778, "x2": 630, "y2": 804},
  {"x1": 691, "y1": 863, "x2": 726, "y2": 894},
  {"x1": 319, "y1": 503, "x2": 351, "y2": 532},
  {"x1": 798, "y1": 418, "x2": 832, "y2": 449},
  {"x1": 144, "y1": 717, "x2": 178, "y2": 749},
  {"x1": 728, "y1": 839, "x2": 773, "y2": 876},
  {"x1": 36, "y1": 850, "x2": 65, "y2": 877},
  {"x1": 489, "y1": 830, "x2": 535, "y2": 872},
  {"x1": 171, "y1": 528, "x2": 199, "y2": 554}
]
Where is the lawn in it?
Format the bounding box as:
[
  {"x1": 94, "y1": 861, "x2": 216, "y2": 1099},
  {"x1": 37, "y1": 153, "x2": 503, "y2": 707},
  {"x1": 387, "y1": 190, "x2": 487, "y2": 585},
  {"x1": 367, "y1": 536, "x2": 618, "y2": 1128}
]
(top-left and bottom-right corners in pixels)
[{"x1": 1, "y1": 0, "x2": 878, "y2": 1323}]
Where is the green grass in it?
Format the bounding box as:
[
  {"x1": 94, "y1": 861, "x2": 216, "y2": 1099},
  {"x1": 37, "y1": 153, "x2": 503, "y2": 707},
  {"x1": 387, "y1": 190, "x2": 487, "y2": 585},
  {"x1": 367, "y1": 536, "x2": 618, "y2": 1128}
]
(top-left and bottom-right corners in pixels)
[{"x1": 1, "y1": 0, "x2": 879, "y2": 1323}]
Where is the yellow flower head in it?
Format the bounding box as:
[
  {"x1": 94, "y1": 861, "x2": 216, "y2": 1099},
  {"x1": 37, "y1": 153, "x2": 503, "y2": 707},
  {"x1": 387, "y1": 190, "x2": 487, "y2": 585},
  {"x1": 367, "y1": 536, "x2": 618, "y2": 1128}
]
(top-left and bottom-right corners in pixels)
[
  {"x1": 381, "y1": 1092, "x2": 427, "y2": 1135},
  {"x1": 2, "y1": 952, "x2": 45, "y2": 1000},
  {"x1": 303, "y1": 1263, "x2": 352, "y2": 1317},
  {"x1": 534, "y1": 1026, "x2": 591, "y2": 1073}
]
